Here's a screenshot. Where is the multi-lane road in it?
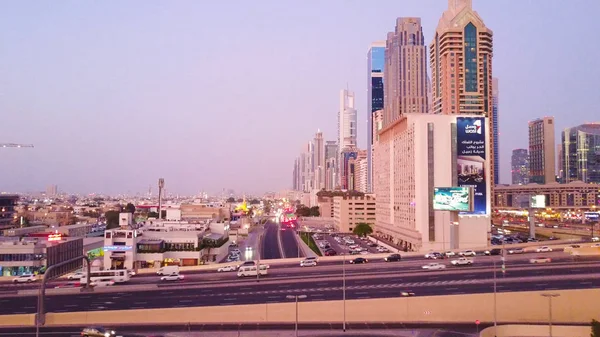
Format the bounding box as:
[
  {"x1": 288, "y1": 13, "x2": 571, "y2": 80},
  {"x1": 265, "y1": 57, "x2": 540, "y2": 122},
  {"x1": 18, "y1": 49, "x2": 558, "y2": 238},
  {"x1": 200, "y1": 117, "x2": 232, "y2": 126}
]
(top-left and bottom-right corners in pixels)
[
  {"x1": 260, "y1": 221, "x2": 302, "y2": 259},
  {"x1": 0, "y1": 250, "x2": 598, "y2": 315}
]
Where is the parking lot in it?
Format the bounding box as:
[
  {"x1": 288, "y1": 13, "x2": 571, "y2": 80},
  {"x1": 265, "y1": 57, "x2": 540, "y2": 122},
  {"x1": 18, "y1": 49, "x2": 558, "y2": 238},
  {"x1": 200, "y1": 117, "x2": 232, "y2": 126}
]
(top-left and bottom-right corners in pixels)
[{"x1": 311, "y1": 232, "x2": 391, "y2": 256}]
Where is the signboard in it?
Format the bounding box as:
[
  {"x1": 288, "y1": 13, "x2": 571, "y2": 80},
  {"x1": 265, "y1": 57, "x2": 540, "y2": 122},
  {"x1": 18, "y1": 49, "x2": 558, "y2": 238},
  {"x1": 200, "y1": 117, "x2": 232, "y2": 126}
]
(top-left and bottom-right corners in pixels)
[
  {"x1": 103, "y1": 245, "x2": 133, "y2": 252},
  {"x1": 585, "y1": 212, "x2": 599, "y2": 220},
  {"x1": 456, "y1": 117, "x2": 487, "y2": 214},
  {"x1": 530, "y1": 195, "x2": 546, "y2": 208},
  {"x1": 433, "y1": 187, "x2": 473, "y2": 212},
  {"x1": 48, "y1": 233, "x2": 62, "y2": 241}
]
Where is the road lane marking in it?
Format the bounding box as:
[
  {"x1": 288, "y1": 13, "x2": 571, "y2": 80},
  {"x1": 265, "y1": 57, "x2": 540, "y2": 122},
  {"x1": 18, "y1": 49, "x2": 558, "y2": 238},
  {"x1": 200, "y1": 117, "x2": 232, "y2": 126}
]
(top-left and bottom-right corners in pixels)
[
  {"x1": 179, "y1": 299, "x2": 193, "y2": 303},
  {"x1": 134, "y1": 301, "x2": 147, "y2": 305},
  {"x1": 536, "y1": 283, "x2": 548, "y2": 286},
  {"x1": 580, "y1": 281, "x2": 593, "y2": 285},
  {"x1": 224, "y1": 297, "x2": 238, "y2": 301},
  {"x1": 357, "y1": 296, "x2": 370, "y2": 299},
  {"x1": 446, "y1": 288, "x2": 459, "y2": 291},
  {"x1": 268, "y1": 296, "x2": 280, "y2": 299},
  {"x1": 355, "y1": 291, "x2": 369, "y2": 295}
]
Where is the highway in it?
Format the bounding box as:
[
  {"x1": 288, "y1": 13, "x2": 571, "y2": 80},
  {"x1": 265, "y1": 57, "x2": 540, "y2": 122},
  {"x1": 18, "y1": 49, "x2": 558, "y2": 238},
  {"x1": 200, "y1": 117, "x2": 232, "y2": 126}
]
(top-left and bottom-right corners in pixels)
[
  {"x1": 280, "y1": 227, "x2": 302, "y2": 258},
  {"x1": 0, "y1": 253, "x2": 598, "y2": 315},
  {"x1": 261, "y1": 222, "x2": 282, "y2": 259}
]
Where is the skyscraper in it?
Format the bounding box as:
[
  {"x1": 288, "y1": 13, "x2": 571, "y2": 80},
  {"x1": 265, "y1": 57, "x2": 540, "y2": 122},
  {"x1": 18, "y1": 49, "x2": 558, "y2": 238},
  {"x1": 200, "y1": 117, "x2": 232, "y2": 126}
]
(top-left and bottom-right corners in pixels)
[
  {"x1": 511, "y1": 149, "x2": 529, "y2": 185},
  {"x1": 429, "y1": 0, "x2": 495, "y2": 184},
  {"x1": 304, "y1": 141, "x2": 315, "y2": 191},
  {"x1": 492, "y1": 78, "x2": 499, "y2": 185},
  {"x1": 324, "y1": 141, "x2": 338, "y2": 190},
  {"x1": 561, "y1": 123, "x2": 600, "y2": 184},
  {"x1": 367, "y1": 42, "x2": 385, "y2": 193},
  {"x1": 528, "y1": 117, "x2": 556, "y2": 184},
  {"x1": 384, "y1": 17, "x2": 428, "y2": 126},
  {"x1": 292, "y1": 158, "x2": 299, "y2": 190},
  {"x1": 313, "y1": 130, "x2": 325, "y2": 190},
  {"x1": 338, "y1": 89, "x2": 357, "y2": 153}
]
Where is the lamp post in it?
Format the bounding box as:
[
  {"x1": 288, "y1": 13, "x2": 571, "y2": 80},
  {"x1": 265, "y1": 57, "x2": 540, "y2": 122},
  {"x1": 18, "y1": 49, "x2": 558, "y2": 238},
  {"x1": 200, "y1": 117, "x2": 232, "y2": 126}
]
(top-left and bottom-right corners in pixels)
[
  {"x1": 541, "y1": 293, "x2": 560, "y2": 337},
  {"x1": 286, "y1": 294, "x2": 307, "y2": 337},
  {"x1": 493, "y1": 258, "x2": 497, "y2": 335},
  {"x1": 343, "y1": 251, "x2": 346, "y2": 332}
]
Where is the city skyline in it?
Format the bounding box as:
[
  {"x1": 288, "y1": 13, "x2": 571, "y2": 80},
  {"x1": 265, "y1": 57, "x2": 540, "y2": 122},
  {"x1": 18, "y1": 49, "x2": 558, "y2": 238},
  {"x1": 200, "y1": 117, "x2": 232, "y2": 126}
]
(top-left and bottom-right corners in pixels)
[{"x1": 2, "y1": 0, "x2": 600, "y2": 195}]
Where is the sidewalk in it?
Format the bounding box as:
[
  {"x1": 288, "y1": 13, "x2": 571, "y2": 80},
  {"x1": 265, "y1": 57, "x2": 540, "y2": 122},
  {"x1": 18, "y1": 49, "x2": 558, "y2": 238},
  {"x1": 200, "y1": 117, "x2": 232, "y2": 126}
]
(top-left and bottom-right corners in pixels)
[{"x1": 161, "y1": 330, "x2": 430, "y2": 337}]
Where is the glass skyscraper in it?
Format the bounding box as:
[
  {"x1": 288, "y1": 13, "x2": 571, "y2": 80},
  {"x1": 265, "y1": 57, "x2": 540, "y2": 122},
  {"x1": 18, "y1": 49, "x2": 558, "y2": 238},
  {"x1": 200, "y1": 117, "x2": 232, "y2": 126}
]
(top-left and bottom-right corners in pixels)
[
  {"x1": 492, "y1": 78, "x2": 499, "y2": 185},
  {"x1": 367, "y1": 42, "x2": 385, "y2": 193},
  {"x1": 561, "y1": 123, "x2": 600, "y2": 184}
]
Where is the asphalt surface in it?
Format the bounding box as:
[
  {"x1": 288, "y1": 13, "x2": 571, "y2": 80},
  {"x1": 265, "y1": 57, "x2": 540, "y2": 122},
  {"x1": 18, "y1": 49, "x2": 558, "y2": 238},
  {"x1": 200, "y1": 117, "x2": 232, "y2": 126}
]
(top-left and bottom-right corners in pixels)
[
  {"x1": 1, "y1": 258, "x2": 598, "y2": 315},
  {"x1": 261, "y1": 222, "x2": 282, "y2": 260},
  {"x1": 280, "y1": 228, "x2": 302, "y2": 258}
]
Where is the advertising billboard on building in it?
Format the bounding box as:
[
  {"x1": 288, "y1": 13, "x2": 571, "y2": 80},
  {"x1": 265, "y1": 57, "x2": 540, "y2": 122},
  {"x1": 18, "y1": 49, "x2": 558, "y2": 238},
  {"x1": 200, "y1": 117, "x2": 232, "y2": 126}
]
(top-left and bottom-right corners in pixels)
[
  {"x1": 433, "y1": 187, "x2": 473, "y2": 212},
  {"x1": 530, "y1": 195, "x2": 546, "y2": 208},
  {"x1": 456, "y1": 117, "x2": 487, "y2": 214}
]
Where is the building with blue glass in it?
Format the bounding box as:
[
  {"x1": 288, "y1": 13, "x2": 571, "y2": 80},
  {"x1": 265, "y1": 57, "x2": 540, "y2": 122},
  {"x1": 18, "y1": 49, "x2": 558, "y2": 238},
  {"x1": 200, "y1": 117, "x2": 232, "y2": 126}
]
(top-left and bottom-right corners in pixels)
[
  {"x1": 492, "y1": 78, "x2": 499, "y2": 185},
  {"x1": 561, "y1": 123, "x2": 600, "y2": 184},
  {"x1": 367, "y1": 42, "x2": 385, "y2": 193}
]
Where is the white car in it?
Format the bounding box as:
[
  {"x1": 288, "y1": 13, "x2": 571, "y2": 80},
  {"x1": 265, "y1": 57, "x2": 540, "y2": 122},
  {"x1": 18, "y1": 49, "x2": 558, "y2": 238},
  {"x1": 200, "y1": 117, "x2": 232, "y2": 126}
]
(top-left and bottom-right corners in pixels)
[
  {"x1": 13, "y1": 274, "x2": 37, "y2": 283},
  {"x1": 459, "y1": 250, "x2": 476, "y2": 257},
  {"x1": 68, "y1": 272, "x2": 85, "y2": 280},
  {"x1": 422, "y1": 263, "x2": 446, "y2": 270},
  {"x1": 536, "y1": 246, "x2": 553, "y2": 253},
  {"x1": 217, "y1": 265, "x2": 236, "y2": 272},
  {"x1": 530, "y1": 257, "x2": 551, "y2": 264},
  {"x1": 161, "y1": 274, "x2": 184, "y2": 281},
  {"x1": 444, "y1": 251, "x2": 456, "y2": 257},
  {"x1": 300, "y1": 260, "x2": 317, "y2": 267}
]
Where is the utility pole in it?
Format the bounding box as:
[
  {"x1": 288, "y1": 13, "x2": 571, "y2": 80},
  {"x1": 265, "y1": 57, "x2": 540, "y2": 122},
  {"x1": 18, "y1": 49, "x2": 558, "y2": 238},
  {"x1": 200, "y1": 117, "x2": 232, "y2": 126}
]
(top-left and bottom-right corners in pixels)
[{"x1": 541, "y1": 293, "x2": 560, "y2": 337}]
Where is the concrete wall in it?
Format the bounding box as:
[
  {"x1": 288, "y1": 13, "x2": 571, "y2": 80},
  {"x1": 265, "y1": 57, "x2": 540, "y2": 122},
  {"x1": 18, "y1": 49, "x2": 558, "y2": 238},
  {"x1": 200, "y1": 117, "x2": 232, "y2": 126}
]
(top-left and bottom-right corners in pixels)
[
  {"x1": 480, "y1": 324, "x2": 591, "y2": 337},
  {"x1": 1, "y1": 288, "x2": 598, "y2": 328}
]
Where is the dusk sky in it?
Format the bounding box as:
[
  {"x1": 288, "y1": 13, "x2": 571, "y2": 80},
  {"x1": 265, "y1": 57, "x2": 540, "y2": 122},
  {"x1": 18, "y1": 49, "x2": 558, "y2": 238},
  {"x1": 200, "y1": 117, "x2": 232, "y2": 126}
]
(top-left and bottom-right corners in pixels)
[{"x1": 1, "y1": 0, "x2": 599, "y2": 196}]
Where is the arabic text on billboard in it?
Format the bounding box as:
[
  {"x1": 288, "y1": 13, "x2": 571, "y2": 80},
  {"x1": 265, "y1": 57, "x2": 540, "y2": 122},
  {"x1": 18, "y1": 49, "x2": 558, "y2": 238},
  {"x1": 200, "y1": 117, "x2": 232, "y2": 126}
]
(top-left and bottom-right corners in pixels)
[
  {"x1": 433, "y1": 187, "x2": 472, "y2": 212},
  {"x1": 530, "y1": 195, "x2": 546, "y2": 208},
  {"x1": 456, "y1": 117, "x2": 487, "y2": 214}
]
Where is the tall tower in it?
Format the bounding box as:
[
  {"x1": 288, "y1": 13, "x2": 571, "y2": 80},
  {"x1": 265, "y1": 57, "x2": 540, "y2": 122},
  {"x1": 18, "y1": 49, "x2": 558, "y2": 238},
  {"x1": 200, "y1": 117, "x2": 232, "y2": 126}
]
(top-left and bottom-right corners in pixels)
[
  {"x1": 338, "y1": 89, "x2": 357, "y2": 153},
  {"x1": 158, "y1": 178, "x2": 165, "y2": 219},
  {"x1": 511, "y1": 149, "x2": 529, "y2": 185},
  {"x1": 384, "y1": 17, "x2": 428, "y2": 127},
  {"x1": 492, "y1": 78, "x2": 499, "y2": 185},
  {"x1": 324, "y1": 141, "x2": 338, "y2": 190},
  {"x1": 528, "y1": 117, "x2": 555, "y2": 184},
  {"x1": 367, "y1": 41, "x2": 385, "y2": 193},
  {"x1": 313, "y1": 130, "x2": 325, "y2": 190},
  {"x1": 430, "y1": 0, "x2": 494, "y2": 185}
]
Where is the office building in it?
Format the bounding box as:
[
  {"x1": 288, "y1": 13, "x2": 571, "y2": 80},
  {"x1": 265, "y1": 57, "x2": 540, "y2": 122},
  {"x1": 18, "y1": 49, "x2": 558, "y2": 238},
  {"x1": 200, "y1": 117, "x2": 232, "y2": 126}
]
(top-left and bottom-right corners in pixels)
[
  {"x1": 492, "y1": 78, "x2": 499, "y2": 185},
  {"x1": 429, "y1": 0, "x2": 495, "y2": 185},
  {"x1": 324, "y1": 141, "x2": 339, "y2": 190},
  {"x1": 561, "y1": 123, "x2": 600, "y2": 184},
  {"x1": 348, "y1": 150, "x2": 368, "y2": 193},
  {"x1": 372, "y1": 110, "x2": 384, "y2": 190},
  {"x1": 0, "y1": 195, "x2": 18, "y2": 230},
  {"x1": 333, "y1": 195, "x2": 377, "y2": 233},
  {"x1": 303, "y1": 141, "x2": 315, "y2": 192},
  {"x1": 495, "y1": 181, "x2": 600, "y2": 211},
  {"x1": 292, "y1": 158, "x2": 299, "y2": 191},
  {"x1": 338, "y1": 89, "x2": 358, "y2": 153},
  {"x1": 384, "y1": 17, "x2": 428, "y2": 126},
  {"x1": 528, "y1": 117, "x2": 556, "y2": 184},
  {"x1": 367, "y1": 41, "x2": 385, "y2": 193},
  {"x1": 374, "y1": 113, "x2": 490, "y2": 252},
  {"x1": 298, "y1": 152, "x2": 307, "y2": 192},
  {"x1": 340, "y1": 149, "x2": 358, "y2": 190},
  {"x1": 313, "y1": 130, "x2": 325, "y2": 190},
  {"x1": 511, "y1": 149, "x2": 529, "y2": 185}
]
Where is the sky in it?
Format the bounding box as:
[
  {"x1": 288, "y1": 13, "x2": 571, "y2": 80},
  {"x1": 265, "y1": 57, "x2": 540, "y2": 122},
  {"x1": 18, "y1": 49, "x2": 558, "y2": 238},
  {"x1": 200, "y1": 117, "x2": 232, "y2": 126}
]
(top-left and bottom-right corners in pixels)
[{"x1": 1, "y1": 0, "x2": 599, "y2": 196}]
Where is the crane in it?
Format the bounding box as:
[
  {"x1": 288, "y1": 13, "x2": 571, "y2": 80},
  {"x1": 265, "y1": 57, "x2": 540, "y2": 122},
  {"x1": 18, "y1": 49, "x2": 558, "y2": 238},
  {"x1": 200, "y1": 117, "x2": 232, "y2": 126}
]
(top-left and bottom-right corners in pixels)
[{"x1": 1, "y1": 143, "x2": 34, "y2": 148}]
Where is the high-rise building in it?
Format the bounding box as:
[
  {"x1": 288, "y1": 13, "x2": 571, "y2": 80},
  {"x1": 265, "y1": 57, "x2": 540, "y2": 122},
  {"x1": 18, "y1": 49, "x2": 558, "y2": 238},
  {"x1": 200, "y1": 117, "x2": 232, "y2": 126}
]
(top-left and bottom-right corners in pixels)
[
  {"x1": 352, "y1": 150, "x2": 369, "y2": 193},
  {"x1": 304, "y1": 141, "x2": 315, "y2": 191},
  {"x1": 299, "y1": 152, "x2": 307, "y2": 192},
  {"x1": 528, "y1": 117, "x2": 555, "y2": 184},
  {"x1": 313, "y1": 130, "x2": 325, "y2": 190},
  {"x1": 46, "y1": 185, "x2": 58, "y2": 197},
  {"x1": 561, "y1": 123, "x2": 600, "y2": 184},
  {"x1": 367, "y1": 42, "x2": 386, "y2": 193},
  {"x1": 429, "y1": 0, "x2": 495, "y2": 184},
  {"x1": 338, "y1": 89, "x2": 357, "y2": 154},
  {"x1": 372, "y1": 110, "x2": 384, "y2": 190},
  {"x1": 492, "y1": 78, "x2": 499, "y2": 185},
  {"x1": 324, "y1": 141, "x2": 338, "y2": 190},
  {"x1": 340, "y1": 149, "x2": 358, "y2": 190},
  {"x1": 384, "y1": 17, "x2": 428, "y2": 126},
  {"x1": 511, "y1": 149, "x2": 529, "y2": 185},
  {"x1": 292, "y1": 158, "x2": 299, "y2": 190}
]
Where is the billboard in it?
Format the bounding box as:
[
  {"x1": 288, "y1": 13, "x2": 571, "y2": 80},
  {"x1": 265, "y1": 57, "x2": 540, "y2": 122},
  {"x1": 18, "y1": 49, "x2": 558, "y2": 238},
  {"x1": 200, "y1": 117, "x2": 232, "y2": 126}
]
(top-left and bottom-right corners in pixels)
[
  {"x1": 456, "y1": 117, "x2": 487, "y2": 214},
  {"x1": 433, "y1": 187, "x2": 473, "y2": 212},
  {"x1": 530, "y1": 195, "x2": 546, "y2": 208}
]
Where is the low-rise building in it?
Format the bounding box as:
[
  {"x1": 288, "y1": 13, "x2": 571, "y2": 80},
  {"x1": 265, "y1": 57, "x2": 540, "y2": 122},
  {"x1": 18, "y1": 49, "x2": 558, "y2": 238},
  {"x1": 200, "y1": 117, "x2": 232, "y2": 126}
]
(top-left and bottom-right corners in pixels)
[
  {"x1": 179, "y1": 203, "x2": 228, "y2": 221},
  {"x1": 333, "y1": 195, "x2": 376, "y2": 233},
  {"x1": 494, "y1": 181, "x2": 600, "y2": 211},
  {"x1": 0, "y1": 195, "x2": 18, "y2": 230}
]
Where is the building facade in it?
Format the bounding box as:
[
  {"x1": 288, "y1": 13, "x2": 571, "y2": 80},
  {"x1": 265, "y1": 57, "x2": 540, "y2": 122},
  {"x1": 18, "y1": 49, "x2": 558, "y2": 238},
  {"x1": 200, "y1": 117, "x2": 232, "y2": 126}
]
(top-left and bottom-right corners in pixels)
[
  {"x1": 511, "y1": 149, "x2": 529, "y2": 185},
  {"x1": 333, "y1": 195, "x2": 377, "y2": 233},
  {"x1": 561, "y1": 123, "x2": 600, "y2": 184},
  {"x1": 0, "y1": 195, "x2": 18, "y2": 229},
  {"x1": 313, "y1": 130, "x2": 325, "y2": 190},
  {"x1": 340, "y1": 149, "x2": 358, "y2": 190},
  {"x1": 374, "y1": 113, "x2": 490, "y2": 252},
  {"x1": 338, "y1": 89, "x2": 358, "y2": 155},
  {"x1": 348, "y1": 150, "x2": 368, "y2": 193},
  {"x1": 492, "y1": 78, "x2": 499, "y2": 185},
  {"x1": 429, "y1": 0, "x2": 495, "y2": 187},
  {"x1": 528, "y1": 117, "x2": 556, "y2": 184},
  {"x1": 494, "y1": 181, "x2": 600, "y2": 211},
  {"x1": 324, "y1": 141, "x2": 338, "y2": 190},
  {"x1": 367, "y1": 42, "x2": 386, "y2": 193},
  {"x1": 384, "y1": 17, "x2": 428, "y2": 127}
]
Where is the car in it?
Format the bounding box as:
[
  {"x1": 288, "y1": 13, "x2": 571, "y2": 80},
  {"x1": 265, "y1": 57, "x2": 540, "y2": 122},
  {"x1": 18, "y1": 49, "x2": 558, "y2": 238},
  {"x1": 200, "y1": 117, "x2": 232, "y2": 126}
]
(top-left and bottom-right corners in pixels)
[
  {"x1": 536, "y1": 246, "x2": 553, "y2": 253},
  {"x1": 400, "y1": 292, "x2": 415, "y2": 296},
  {"x1": 300, "y1": 259, "x2": 317, "y2": 267},
  {"x1": 592, "y1": 237, "x2": 600, "y2": 242},
  {"x1": 485, "y1": 248, "x2": 502, "y2": 256},
  {"x1": 13, "y1": 274, "x2": 36, "y2": 283},
  {"x1": 161, "y1": 273, "x2": 184, "y2": 281},
  {"x1": 68, "y1": 271, "x2": 85, "y2": 280},
  {"x1": 238, "y1": 261, "x2": 256, "y2": 268},
  {"x1": 508, "y1": 248, "x2": 524, "y2": 254},
  {"x1": 384, "y1": 254, "x2": 402, "y2": 262},
  {"x1": 424, "y1": 252, "x2": 443, "y2": 259},
  {"x1": 360, "y1": 250, "x2": 369, "y2": 255},
  {"x1": 422, "y1": 263, "x2": 446, "y2": 270},
  {"x1": 324, "y1": 249, "x2": 337, "y2": 256},
  {"x1": 349, "y1": 257, "x2": 368, "y2": 264},
  {"x1": 451, "y1": 257, "x2": 473, "y2": 266},
  {"x1": 459, "y1": 250, "x2": 476, "y2": 257},
  {"x1": 217, "y1": 265, "x2": 236, "y2": 272},
  {"x1": 530, "y1": 257, "x2": 551, "y2": 264},
  {"x1": 81, "y1": 327, "x2": 117, "y2": 337},
  {"x1": 444, "y1": 251, "x2": 456, "y2": 257}
]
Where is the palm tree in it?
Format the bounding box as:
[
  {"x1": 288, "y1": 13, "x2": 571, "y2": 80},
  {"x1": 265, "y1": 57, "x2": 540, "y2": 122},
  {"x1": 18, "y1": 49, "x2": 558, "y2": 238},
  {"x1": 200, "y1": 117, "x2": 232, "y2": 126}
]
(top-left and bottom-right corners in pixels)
[{"x1": 353, "y1": 223, "x2": 373, "y2": 237}]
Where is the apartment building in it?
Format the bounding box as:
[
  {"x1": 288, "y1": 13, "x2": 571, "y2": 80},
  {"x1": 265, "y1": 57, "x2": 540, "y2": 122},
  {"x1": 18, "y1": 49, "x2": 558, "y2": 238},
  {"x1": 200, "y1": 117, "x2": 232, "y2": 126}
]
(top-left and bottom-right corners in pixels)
[{"x1": 333, "y1": 195, "x2": 376, "y2": 233}]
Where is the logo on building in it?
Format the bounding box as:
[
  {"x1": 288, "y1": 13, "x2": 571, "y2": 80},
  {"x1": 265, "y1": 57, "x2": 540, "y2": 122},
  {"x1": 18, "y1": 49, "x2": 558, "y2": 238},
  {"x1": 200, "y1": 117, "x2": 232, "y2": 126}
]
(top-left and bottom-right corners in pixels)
[{"x1": 464, "y1": 119, "x2": 482, "y2": 134}]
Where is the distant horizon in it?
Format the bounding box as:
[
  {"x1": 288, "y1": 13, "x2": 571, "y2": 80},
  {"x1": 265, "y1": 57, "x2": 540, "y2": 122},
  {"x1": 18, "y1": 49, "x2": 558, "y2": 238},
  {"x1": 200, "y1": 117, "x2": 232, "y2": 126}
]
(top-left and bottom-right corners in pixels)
[{"x1": 2, "y1": 0, "x2": 599, "y2": 195}]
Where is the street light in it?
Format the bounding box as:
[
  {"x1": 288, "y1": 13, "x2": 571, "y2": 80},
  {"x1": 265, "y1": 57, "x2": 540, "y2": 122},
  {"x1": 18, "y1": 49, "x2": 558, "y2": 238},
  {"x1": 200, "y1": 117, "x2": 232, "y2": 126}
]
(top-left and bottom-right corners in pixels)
[
  {"x1": 286, "y1": 294, "x2": 307, "y2": 337},
  {"x1": 342, "y1": 250, "x2": 346, "y2": 332},
  {"x1": 541, "y1": 293, "x2": 560, "y2": 337},
  {"x1": 493, "y1": 258, "x2": 498, "y2": 335}
]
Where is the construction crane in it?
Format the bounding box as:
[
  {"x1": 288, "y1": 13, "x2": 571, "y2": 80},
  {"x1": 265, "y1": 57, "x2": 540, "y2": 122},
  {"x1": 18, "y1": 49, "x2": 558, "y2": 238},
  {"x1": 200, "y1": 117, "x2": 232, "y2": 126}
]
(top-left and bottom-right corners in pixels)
[{"x1": 1, "y1": 143, "x2": 34, "y2": 148}]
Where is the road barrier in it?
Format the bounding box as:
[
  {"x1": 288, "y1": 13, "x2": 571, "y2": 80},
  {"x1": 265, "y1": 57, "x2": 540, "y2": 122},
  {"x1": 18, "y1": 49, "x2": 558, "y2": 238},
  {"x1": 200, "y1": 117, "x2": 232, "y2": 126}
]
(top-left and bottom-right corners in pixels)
[
  {"x1": 480, "y1": 324, "x2": 591, "y2": 337},
  {"x1": 0, "y1": 288, "x2": 598, "y2": 328}
]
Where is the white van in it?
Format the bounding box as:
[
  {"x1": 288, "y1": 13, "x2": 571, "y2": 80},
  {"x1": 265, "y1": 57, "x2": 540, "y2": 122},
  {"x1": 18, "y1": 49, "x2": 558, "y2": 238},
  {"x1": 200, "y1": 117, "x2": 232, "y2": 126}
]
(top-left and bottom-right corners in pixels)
[
  {"x1": 237, "y1": 265, "x2": 268, "y2": 278},
  {"x1": 90, "y1": 277, "x2": 115, "y2": 287},
  {"x1": 157, "y1": 265, "x2": 179, "y2": 276}
]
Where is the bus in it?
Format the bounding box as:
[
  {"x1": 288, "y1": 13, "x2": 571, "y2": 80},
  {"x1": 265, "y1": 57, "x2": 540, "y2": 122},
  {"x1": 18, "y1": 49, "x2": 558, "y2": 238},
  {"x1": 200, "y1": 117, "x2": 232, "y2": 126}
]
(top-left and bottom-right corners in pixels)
[
  {"x1": 80, "y1": 269, "x2": 131, "y2": 285},
  {"x1": 237, "y1": 265, "x2": 268, "y2": 278}
]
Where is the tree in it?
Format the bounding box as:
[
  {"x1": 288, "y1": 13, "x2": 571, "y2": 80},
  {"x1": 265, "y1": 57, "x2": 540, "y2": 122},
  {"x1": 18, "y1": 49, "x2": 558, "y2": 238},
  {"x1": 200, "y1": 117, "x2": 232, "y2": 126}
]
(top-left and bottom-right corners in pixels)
[
  {"x1": 124, "y1": 203, "x2": 136, "y2": 214},
  {"x1": 105, "y1": 211, "x2": 120, "y2": 229},
  {"x1": 353, "y1": 223, "x2": 373, "y2": 237},
  {"x1": 148, "y1": 211, "x2": 159, "y2": 218},
  {"x1": 309, "y1": 206, "x2": 320, "y2": 217},
  {"x1": 236, "y1": 198, "x2": 243, "y2": 203},
  {"x1": 249, "y1": 199, "x2": 261, "y2": 205},
  {"x1": 226, "y1": 197, "x2": 236, "y2": 203},
  {"x1": 295, "y1": 205, "x2": 311, "y2": 217},
  {"x1": 592, "y1": 319, "x2": 600, "y2": 337},
  {"x1": 200, "y1": 237, "x2": 228, "y2": 262}
]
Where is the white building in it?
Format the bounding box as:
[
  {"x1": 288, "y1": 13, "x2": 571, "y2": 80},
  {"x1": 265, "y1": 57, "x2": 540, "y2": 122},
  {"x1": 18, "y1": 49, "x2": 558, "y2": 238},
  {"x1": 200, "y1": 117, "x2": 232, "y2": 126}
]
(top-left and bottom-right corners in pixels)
[
  {"x1": 374, "y1": 113, "x2": 491, "y2": 252},
  {"x1": 338, "y1": 89, "x2": 357, "y2": 156}
]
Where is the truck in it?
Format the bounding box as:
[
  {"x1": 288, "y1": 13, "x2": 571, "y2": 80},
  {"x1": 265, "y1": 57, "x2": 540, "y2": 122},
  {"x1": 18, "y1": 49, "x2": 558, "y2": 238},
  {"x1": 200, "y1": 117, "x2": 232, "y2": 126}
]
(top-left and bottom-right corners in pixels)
[{"x1": 450, "y1": 257, "x2": 473, "y2": 266}]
